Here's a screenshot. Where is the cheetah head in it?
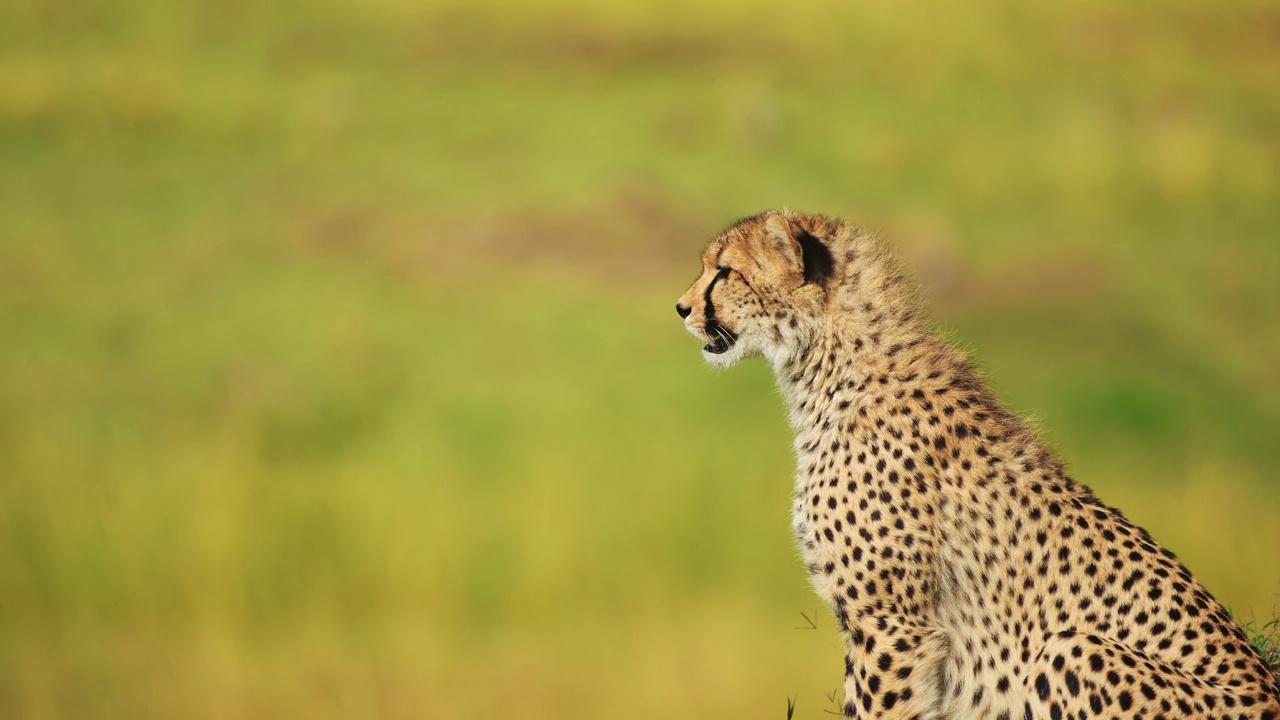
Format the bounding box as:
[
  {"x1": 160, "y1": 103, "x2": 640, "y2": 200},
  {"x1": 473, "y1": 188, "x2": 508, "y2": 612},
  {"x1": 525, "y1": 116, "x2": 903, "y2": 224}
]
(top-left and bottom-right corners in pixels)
[{"x1": 676, "y1": 211, "x2": 833, "y2": 369}]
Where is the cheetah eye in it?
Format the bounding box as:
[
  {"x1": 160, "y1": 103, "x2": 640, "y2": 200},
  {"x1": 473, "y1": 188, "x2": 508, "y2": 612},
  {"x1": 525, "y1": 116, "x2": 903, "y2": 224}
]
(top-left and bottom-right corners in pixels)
[
  {"x1": 717, "y1": 266, "x2": 755, "y2": 292},
  {"x1": 701, "y1": 266, "x2": 728, "y2": 295},
  {"x1": 703, "y1": 266, "x2": 733, "y2": 294},
  {"x1": 716, "y1": 266, "x2": 748, "y2": 287}
]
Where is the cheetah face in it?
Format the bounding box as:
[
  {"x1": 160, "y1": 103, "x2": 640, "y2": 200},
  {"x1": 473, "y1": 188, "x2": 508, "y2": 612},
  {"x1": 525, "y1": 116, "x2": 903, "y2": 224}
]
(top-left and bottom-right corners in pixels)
[
  {"x1": 676, "y1": 212, "x2": 832, "y2": 369},
  {"x1": 675, "y1": 264, "x2": 757, "y2": 368}
]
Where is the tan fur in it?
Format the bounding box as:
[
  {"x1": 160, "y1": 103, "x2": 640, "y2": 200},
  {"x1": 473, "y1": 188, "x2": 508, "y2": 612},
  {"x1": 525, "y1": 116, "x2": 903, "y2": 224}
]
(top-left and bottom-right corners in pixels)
[{"x1": 677, "y1": 211, "x2": 1280, "y2": 719}]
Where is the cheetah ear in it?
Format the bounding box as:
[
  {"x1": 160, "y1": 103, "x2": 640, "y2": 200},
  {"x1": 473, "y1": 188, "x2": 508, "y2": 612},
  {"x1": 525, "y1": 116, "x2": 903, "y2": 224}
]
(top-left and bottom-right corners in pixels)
[
  {"x1": 763, "y1": 212, "x2": 834, "y2": 287},
  {"x1": 763, "y1": 212, "x2": 805, "y2": 274}
]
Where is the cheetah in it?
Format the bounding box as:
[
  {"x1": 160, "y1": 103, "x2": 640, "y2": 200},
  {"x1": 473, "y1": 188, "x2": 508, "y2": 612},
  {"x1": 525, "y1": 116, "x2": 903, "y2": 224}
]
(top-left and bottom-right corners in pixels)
[{"x1": 675, "y1": 211, "x2": 1280, "y2": 719}]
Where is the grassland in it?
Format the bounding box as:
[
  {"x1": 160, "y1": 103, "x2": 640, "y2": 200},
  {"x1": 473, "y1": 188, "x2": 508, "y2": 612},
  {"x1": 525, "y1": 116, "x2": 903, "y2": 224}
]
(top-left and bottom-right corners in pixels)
[{"x1": 2, "y1": 0, "x2": 1279, "y2": 717}]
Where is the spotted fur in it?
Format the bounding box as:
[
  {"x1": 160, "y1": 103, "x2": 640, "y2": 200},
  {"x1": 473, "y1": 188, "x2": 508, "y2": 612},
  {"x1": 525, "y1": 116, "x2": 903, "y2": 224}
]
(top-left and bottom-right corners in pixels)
[{"x1": 676, "y1": 211, "x2": 1280, "y2": 719}]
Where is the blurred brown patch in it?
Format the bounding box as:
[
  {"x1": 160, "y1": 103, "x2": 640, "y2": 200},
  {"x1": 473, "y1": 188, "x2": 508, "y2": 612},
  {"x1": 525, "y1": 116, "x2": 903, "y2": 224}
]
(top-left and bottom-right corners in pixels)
[
  {"x1": 957, "y1": 254, "x2": 1110, "y2": 311},
  {"x1": 1063, "y1": 6, "x2": 1280, "y2": 67},
  {"x1": 293, "y1": 198, "x2": 1109, "y2": 305},
  {"x1": 293, "y1": 190, "x2": 712, "y2": 286},
  {"x1": 293, "y1": 200, "x2": 1111, "y2": 307},
  {"x1": 414, "y1": 11, "x2": 748, "y2": 70},
  {"x1": 452, "y1": 193, "x2": 709, "y2": 283},
  {"x1": 894, "y1": 221, "x2": 1111, "y2": 313}
]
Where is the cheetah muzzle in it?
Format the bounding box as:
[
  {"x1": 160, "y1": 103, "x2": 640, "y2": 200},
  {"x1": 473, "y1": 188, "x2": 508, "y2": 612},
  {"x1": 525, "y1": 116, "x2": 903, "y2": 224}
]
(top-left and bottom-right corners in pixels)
[
  {"x1": 701, "y1": 318, "x2": 737, "y2": 354},
  {"x1": 675, "y1": 210, "x2": 1280, "y2": 720}
]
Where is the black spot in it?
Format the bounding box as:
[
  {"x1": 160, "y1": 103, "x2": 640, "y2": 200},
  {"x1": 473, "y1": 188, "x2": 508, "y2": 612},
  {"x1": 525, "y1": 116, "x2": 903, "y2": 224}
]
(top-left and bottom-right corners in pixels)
[{"x1": 1035, "y1": 673, "x2": 1050, "y2": 701}]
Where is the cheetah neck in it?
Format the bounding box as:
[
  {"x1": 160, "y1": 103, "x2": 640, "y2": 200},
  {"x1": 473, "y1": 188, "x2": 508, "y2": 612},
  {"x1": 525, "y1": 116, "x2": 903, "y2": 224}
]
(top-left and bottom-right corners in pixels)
[
  {"x1": 768, "y1": 228, "x2": 1060, "y2": 495},
  {"x1": 771, "y1": 312, "x2": 1051, "y2": 494},
  {"x1": 769, "y1": 233, "x2": 932, "y2": 440},
  {"x1": 772, "y1": 314, "x2": 929, "y2": 453}
]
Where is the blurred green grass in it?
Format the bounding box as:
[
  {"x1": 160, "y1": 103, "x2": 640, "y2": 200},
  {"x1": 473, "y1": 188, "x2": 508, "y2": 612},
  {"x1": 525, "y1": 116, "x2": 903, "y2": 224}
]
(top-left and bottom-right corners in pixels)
[{"x1": 2, "y1": 0, "x2": 1280, "y2": 717}]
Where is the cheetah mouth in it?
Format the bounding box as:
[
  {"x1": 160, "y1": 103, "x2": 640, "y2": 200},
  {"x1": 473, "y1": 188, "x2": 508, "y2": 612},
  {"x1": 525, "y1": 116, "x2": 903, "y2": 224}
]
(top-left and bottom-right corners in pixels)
[{"x1": 703, "y1": 320, "x2": 738, "y2": 354}]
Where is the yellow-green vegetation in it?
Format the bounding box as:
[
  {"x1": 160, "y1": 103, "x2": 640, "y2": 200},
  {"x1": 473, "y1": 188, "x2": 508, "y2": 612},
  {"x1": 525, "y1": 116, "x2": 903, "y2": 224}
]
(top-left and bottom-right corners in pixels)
[
  {"x1": 2, "y1": 0, "x2": 1279, "y2": 717},
  {"x1": 1244, "y1": 615, "x2": 1280, "y2": 681}
]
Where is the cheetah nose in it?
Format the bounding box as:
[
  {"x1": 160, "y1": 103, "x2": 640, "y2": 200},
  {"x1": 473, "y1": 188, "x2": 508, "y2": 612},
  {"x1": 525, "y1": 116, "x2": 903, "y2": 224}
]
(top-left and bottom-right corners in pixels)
[{"x1": 675, "y1": 303, "x2": 692, "y2": 319}]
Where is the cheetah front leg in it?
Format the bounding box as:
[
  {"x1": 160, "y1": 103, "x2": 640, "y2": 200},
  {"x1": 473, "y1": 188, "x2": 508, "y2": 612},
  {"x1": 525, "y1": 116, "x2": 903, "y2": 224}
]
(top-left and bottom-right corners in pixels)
[{"x1": 839, "y1": 617, "x2": 951, "y2": 720}]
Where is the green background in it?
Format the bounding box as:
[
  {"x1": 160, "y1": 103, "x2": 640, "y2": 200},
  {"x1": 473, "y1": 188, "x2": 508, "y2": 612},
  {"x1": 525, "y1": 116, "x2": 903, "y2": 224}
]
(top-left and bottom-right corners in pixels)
[{"x1": 2, "y1": 0, "x2": 1278, "y2": 717}]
